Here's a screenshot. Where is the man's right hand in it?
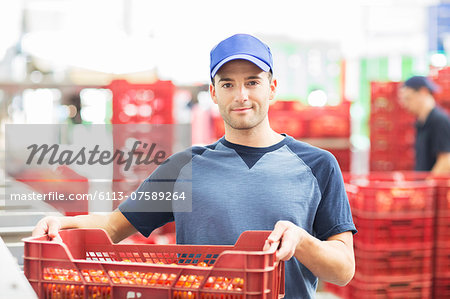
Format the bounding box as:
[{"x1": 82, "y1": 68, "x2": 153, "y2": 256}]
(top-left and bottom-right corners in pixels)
[
  {"x1": 32, "y1": 216, "x2": 63, "y2": 239},
  {"x1": 31, "y1": 210, "x2": 137, "y2": 243}
]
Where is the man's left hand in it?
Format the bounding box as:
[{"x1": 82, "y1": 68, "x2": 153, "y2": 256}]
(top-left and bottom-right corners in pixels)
[{"x1": 263, "y1": 220, "x2": 307, "y2": 261}]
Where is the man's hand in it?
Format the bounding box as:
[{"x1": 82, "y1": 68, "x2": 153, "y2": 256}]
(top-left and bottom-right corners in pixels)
[
  {"x1": 32, "y1": 216, "x2": 63, "y2": 240},
  {"x1": 263, "y1": 220, "x2": 306, "y2": 261},
  {"x1": 31, "y1": 210, "x2": 137, "y2": 244},
  {"x1": 263, "y1": 220, "x2": 355, "y2": 286}
]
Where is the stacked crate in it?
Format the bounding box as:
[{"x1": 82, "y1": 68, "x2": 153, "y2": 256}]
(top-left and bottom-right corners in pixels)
[
  {"x1": 108, "y1": 79, "x2": 176, "y2": 242},
  {"x1": 326, "y1": 172, "x2": 436, "y2": 298},
  {"x1": 108, "y1": 79, "x2": 175, "y2": 203},
  {"x1": 434, "y1": 176, "x2": 450, "y2": 298},
  {"x1": 350, "y1": 175, "x2": 435, "y2": 299},
  {"x1": 370, "y1": 82, "x2": 416, "y2": 171},
  {"x1": 431, "y1": 67, "x2": 450, "y2": 115}
]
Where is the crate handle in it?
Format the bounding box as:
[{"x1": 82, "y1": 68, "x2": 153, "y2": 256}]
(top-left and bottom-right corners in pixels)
[
  {"x1": 389, "y1": 282, "x2": 409, "y2": 288},
  {"x1": 234, "y1": 230, "x2": 272, "y2": 250},
  {"x1": 391, "y1": 219, "x2": 412, "y2": 226}
]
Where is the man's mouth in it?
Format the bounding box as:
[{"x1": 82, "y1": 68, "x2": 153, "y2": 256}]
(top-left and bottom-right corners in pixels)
[{"x1": 232, "y1": 107, "x2": 252, "y2": 112}]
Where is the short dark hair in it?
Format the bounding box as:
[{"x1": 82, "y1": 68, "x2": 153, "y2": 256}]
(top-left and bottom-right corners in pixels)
[{"x1": 403, "y1": 76, "x2": 439, "y2": 94}]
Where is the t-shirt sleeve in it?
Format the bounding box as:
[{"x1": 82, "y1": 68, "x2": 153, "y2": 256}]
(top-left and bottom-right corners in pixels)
[
  {"x1": 433, "y1": 113, "x2": 450, "y2": 154},
  {"x1": 312, "y1": 152, "x2": 357, "y2": 241},
  {"x1": 118, "y1": 149, "x2": 193, "y2": 237}
]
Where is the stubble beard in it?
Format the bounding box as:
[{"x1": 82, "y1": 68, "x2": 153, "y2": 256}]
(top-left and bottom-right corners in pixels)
[{"x1": 221, "y1": 108, "x2": 267, "y2": 131}]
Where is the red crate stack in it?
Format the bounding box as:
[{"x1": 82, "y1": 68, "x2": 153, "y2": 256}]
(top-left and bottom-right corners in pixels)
[
  {"x1": 107, "y1": 79, "x2": 176, "y2": 243},
  {"x1": 307, "y1": 103, "x2": 350, "y2": 138},
  {"x1": 431, "y1": 67, "x2": 450, "y2": 115},
  {"x1": 326, "y1": 173, "x2": 436, "y2": 299},
  {"x1": 370, "y1": 82, "x2": 416, "y2": 171},
  {"x1": 326, "y1": 172, "x2": 450, "y2": 299},
  {"x1": 433, "y1": 175, "x2": 450, "y2": 299},
  {"x1": 327, "y1": 148, "x2": 351, "y2": 173},
  {"x1": 428, "y1": 66, "x2": 450, "y2": 297},
  {"x1": 109, "y1": 79, "x2": 175, "y2": 125},
  {"x1": 267, "y1": 100, "x2": 309, "y2": 139}
]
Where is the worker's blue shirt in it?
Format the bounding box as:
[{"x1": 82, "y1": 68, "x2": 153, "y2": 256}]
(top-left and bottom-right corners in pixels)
[
  {"x1": 119, "y1": 135, "x2": 356, "y2": 299},
  {"x1": 415, "y1": 106, "x2": 450, "y2": 171}
]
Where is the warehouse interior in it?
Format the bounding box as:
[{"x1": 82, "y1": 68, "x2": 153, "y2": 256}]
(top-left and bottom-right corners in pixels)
[{"x1": 1, "y1": 0, "x2": 450, "y2": 298}]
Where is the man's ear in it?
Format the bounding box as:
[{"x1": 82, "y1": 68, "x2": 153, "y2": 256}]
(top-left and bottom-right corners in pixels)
[
  {"x1": 210, "y1": 83, "x2": 218, "y2": 104},
  {"x1": 269, "y1": 79, "x2": 277, "y2": 101}
]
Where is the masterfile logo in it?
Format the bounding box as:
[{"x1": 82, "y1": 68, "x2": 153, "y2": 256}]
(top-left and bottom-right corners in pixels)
[
  {"x1": 26, "y1": 141, "x2": 167, "y2": 171},
  {"x1": 5, "y1": 123, "x2": 193, "y2": 213}
]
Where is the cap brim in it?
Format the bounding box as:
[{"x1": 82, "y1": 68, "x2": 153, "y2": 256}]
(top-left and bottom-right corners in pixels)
[{"x1": 211, "y1": 54, "x2": 271, "y2": 78}]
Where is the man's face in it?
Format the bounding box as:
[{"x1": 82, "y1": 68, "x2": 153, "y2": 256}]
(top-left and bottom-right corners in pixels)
[
  {"x1": 398, "y1": 86, "x2": 423, "y2": 115},
  {"x1": 209, "y1": 59, "x2": 276, "y2": 131}
]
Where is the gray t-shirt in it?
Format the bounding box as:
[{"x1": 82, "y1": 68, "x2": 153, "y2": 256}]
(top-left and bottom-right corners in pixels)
[{"x1": 119, "y1": 135, "x2": 356, "y2": 299}]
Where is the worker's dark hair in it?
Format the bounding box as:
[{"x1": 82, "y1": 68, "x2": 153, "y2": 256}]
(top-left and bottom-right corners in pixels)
[{"x1": 403, "y1": 76, "x2": 440, "y2": 94}]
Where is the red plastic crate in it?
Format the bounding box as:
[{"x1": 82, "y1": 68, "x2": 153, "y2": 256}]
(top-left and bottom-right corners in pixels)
[
  {"x1": 370, "y1": 82, "x2": 401, "y2": 99},
  {"x1": 370, "y1": 95, "x2": 398, "y2": 114},
  {"x1": 436, "y1": 215, "x2": 450, "y2": 245},
  {"x1": 353, "y1": 213, "x2": 434, "y2": 248},
  {"x1": 344, "y1": 182, "x2": 358, "y2": 207},
  {"x1": 370, "y1": 160, "x2": 396, "y2": 172},
  {"x1": 211, "y1": 114, "x2": 225, "y2": 139},
  {"x1": 269, "y1": 100, "x2": 305, "y2": 112},
  {"x1": 111, "y1": 124, "x2": 174, "y2": 210},
  {"x1": 309, "y1": 114, "x2": 349, "y2": 138},
  {"x1": 268, "y1": 111, "x2": 307, "y2": 138},
  {"x1": 121, "y1": 232, "x2": 177, "y2": 245},
  {"x1": 346, "y1": 172, "x2": 430, "y2": 182},
  {"x1": 14, "y1": 165, "x2": 89, "y2": 216},
  {"x1": 369, "y1": 154, "x2": 416, "y2": 171},
  {"x1": 354, "y1": 244, "x2": 433, "y2": 278},
  {"x1": 370, "y1": 146, "x2": 415, "y2": 161},
  {"x1": 108, "y1": 79, "x2": 175, "y2": 125},
  {"x1": 435, "y1": 177, "x2": 450, "y2": 215},
  {"x1": 23, "y1": 229, "x2": 285, "y2": 299},
  {"x1": 308, "y1": 103, "x2": 350, "y2": 138},
  {"x1": 369, "y1": 160, "x2": 415, "y2": 172},
  {"x1": 433, "y1": 278, "x2": 450, "y2": 299},
  {"x1": 323, "y1": 281, "x2": 349, "y2": 299},
  {"x1": 348, "y1": 276, "x2": 432, "y2": 299},
  {"x1": 370, "y1": 113, "x2": 415, "y2": 129},
  {"x1": 370, "y1": 130, "x2": 416, "y2": 149},
  {"x1": 435, "y1": 243, "x2": 450, "y2": 278},
  {"x1": 350, "y1": 179, "x2": 435, "y2": 214},
  {"x1": 327, "y1": 148, "x2": 351, "y2": 172}
]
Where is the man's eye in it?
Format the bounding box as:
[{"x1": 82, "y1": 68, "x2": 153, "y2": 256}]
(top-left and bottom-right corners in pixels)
[
  {"x1": 222, "y1": 83, "x2": 232, "y2": 88},
  {"x1": 247, "y1": 81, "x2": 258, "y2": 86}
]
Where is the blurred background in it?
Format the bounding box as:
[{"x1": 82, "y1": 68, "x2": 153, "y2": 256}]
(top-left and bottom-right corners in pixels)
[{"x1": 1, "y1": 0, "x2": 450, "y2": 298}]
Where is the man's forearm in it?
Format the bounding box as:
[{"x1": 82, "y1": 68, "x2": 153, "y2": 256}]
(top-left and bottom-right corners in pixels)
[
  {"x1": 58, "y1": 214, "x2": 108, "y2": 230},
  {"x1": 432, "y1": 153, "x2": 450, "y2": 174},
  {"x1": 57, "y1": 213, "x2": 126, "y2": 243},
  {"x1": 294, "y1": 233, "x2": 355, "y2": 286}
]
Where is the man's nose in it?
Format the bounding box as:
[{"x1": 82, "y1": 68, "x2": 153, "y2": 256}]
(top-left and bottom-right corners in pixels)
[{"x1": 235, "y1": 85, "x2": 249, "y2": 103}]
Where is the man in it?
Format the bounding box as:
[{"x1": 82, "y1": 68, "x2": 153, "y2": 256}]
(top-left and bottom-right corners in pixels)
[
  {"x1": 33, "y1": 34, "x2": 356, "y2": 298},
  {"x1": 399, "y1": 76, "x2": 450, "y2": 173}
]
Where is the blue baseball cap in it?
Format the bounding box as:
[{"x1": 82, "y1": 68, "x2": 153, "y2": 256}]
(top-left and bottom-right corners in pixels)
[
  {"x1": 210, "y1": 34, "x2": 273, "y2": 80},
  {"x1": 403, "y1": 76, "x2": 440, "y2": 93}
]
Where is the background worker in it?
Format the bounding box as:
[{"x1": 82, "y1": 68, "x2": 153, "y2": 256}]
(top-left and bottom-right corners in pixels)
[{"x1": 399, "y1": 76, "x2": 450, "y2": 174}]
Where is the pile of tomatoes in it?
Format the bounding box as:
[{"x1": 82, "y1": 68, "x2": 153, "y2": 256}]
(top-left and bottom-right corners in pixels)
[
  {"x1": 43, "y1": 283, "x2": 110, "y2": 299},
  {"x1": 41, "y1": 261, "x2": 244, "y2": 299}
]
